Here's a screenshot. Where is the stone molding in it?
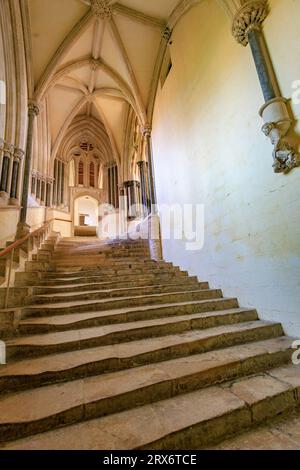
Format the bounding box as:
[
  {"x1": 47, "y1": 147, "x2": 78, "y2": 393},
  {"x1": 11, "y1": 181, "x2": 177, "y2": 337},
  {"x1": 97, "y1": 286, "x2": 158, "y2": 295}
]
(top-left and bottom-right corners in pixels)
[{"x1": 232, "y1": 0, "x2": 268, "y2": 46}]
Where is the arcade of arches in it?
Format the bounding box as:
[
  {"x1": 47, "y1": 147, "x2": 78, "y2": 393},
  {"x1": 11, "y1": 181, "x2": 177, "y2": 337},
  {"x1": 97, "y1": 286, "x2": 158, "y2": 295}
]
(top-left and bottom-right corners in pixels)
[{"x1": 0, "y1": 0, "x2": 300, "y2": 450}]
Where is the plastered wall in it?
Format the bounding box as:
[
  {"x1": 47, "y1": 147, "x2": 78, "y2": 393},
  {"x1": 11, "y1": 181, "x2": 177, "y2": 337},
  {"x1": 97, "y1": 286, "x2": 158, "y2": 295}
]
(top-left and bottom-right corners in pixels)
[{"x1": 152, "y1": 0, "x2": 300, "y2": 336}]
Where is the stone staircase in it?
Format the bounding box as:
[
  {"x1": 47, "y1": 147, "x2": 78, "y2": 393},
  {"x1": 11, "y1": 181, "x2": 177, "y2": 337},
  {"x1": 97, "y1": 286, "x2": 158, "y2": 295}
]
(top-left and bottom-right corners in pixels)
[{"x1": 0, "y1": 238, "x2": 299, "y2": 450}]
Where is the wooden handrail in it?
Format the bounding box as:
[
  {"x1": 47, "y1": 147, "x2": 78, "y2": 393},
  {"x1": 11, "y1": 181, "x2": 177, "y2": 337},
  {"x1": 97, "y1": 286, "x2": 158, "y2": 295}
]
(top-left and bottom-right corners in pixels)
[{"x1": 0, "y1": 221, "x2": 51, "y2": 258}]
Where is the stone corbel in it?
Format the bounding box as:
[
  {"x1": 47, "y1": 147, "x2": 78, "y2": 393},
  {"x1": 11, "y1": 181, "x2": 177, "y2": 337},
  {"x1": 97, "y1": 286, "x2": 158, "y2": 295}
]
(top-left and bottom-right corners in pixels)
[
  {"x1": 220, "y1": 0, "x2": 300, "y2": 174},
  {"x1": 260, "y1": 98, "x2": 300, "y2": 173}
]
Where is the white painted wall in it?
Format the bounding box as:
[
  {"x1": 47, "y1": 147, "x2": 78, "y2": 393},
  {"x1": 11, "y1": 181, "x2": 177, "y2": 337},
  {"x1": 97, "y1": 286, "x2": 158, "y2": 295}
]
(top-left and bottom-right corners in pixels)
[{"x1": 152, "y1": 0, "x2": 300, "y2": 337}]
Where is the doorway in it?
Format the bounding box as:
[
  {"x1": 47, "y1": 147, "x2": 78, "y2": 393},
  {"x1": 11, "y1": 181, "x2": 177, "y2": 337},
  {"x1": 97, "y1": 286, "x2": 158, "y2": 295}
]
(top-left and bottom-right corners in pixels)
[{"x1": 74, "y1": 195, "x2": 98, "y2": 237}]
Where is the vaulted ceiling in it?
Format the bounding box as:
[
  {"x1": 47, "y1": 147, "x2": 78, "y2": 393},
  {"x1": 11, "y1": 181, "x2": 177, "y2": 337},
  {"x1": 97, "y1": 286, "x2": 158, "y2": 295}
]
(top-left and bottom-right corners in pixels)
[{"x1": 26, "y1": 0, "x2": 186, "y2": 166}]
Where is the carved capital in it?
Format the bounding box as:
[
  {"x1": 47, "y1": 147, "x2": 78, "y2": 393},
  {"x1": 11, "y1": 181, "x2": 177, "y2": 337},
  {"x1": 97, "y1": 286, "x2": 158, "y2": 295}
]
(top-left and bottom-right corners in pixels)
[
  {"x1": 91, "y1": 0, "x2": 112, "y2": 20},
  {"x1": 141, "y1": 125, "x2": 152, "y2": 138},
  {"x1": 0, "y1": 138, "x2": 4, "y2": 151},
  {"x1": 3, "y1": 141, "x2": 14, "y2": 155},
  {"x1": 14, "y1": 148, "x2": 24, "y2": 161},
  {"x1": 232, "y1": 0, "x2": 268, "y2": 46},
  {"x1": 28, "y1": 101, "x2": 40, "y2": 117}
]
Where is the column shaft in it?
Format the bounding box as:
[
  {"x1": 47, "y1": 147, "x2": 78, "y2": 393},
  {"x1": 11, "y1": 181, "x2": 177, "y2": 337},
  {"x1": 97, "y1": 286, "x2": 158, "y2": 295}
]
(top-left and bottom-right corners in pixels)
[
  {"x1": 247, "y1": 30, "x2": 276, "y2": 102},
  {"x1": 19, "y1": 103, "x2": 39, "y2": 225},
  {"x1": 0, "y1": 155, "x2": 9, "y2": 192},
  {"x1": 10, "y1": 160, "x2": 19, "y2": 199}
]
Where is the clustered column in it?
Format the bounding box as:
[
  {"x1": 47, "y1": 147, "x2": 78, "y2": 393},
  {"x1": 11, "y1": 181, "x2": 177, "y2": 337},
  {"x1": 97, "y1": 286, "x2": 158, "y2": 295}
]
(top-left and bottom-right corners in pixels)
[
  {"x1": 0, "y1": 139, "x2": 24, "y2": 206},
  {"x1": 108, "y1": 164, "x2": 119, "y2": 209},
  {"x1": 123, "y1": 180, "x2": 141, "y2": 220},
  {"x1": 52, "y1": 158, "x2": 66, "y2": 208},
  {"x1": 221, "y1": 0, "x2": 300, "y2": 173}
]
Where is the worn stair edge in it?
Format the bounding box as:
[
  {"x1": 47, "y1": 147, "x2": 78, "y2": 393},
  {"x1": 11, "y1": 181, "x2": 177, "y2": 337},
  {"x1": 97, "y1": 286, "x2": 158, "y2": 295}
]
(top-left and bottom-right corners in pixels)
[
  {"x1": 0, "y1": 352, "x2": 300, "y2": 450},
  {"x1": 0, "y1": 319, "x2": 282, "y2": 390},
  {"x1": 22, "y1": 290, "x2": 225, "y2": 318}
]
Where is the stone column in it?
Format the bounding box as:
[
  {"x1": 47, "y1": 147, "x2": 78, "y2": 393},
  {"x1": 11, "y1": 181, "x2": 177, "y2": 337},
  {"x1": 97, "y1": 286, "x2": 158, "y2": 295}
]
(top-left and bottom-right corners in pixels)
[
  {"x1": 0, "y1": 139, "x2": 4, "y2": 184},
  {"x1": 10, "y1": 148, "x2": 23, "y2": 205},
  {"x1": 220, "y1": 0, "x2": 300, "y2": 173},
  {"x1": 137, "y1": 160, "x2": 150, "y2": 215},
  {"x1": 123, "y1": 180, "x2": 140, "y2": 220},
  {"x1": 31, "y1": 170, "x2": 37, "y2": 196},
  {"x1": 36, "y1": 174, "x2": 41, "y2": 200},
  {"x1": 60, "y1": 161, "x2": 65, "y2": 207},
  {"x1": 46, "y1": 177, "x2": 53, "y2": 207},
  {"x1": 0, "y1": 142, "x2": 14, "y2": 205},
  {"x1": 13, "y1": 148, "x2": 24, "y2": 204},
  {"x1": 141, "y1": 125, "x2": 157, "y2": 211},
  {"x1": 17, "y1": 101, "x2": 39, "y2": 236},
  {"x1": 53, "y1": 159, "x2": 58, "y2": 206}
]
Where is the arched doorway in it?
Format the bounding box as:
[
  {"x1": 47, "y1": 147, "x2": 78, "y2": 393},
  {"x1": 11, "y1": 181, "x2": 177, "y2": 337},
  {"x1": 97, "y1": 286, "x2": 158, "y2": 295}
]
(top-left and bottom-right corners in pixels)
[{"x1": 74, "y1": 195, "x2": 98, "y2": 237}]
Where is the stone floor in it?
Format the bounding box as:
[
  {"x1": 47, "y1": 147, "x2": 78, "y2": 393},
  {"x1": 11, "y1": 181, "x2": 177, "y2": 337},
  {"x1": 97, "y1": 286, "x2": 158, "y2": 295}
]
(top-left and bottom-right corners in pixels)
[
  {"x1": 0, "y1": 236, "x2": 299, "y2": 450},
  {"x1": 209, "y1": 410, "x2": 300, "y2": 450}
]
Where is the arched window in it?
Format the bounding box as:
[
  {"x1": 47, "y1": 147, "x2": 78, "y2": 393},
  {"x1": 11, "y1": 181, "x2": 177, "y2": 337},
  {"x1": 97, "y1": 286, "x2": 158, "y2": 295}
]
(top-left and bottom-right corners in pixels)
[
  {"x1": 90, "y1": 162, "x2": 95, "y2": 188},
  {"x1": 78, "y1": 161, "x2": 84, "y2": 185}
]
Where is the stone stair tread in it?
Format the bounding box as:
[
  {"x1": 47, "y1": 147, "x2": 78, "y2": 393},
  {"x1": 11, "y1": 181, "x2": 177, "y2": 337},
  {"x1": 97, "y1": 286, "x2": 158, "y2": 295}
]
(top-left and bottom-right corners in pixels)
[
  {"x1": 35, "y1": 280, "x2": 199, "y2": 290},
  {"x1": 42, "y1": 266, "x2": 174, "y2": 277},
  {"x1": 0, "y1": 338, "x2": 292, "y2": 425},
  {"x1": 0, "y1": 330, "x2": 292, "y2": 378},
  {"x1": 4, "y1": 320, "x2": 282, "y2": 368},
  {"x1": 24, "y1": 292, "x2": 225, "y2": 312},
  {"x1": 33, "y1": 283, "x2": 206, "y2": 299},
  {"x1": 3, "y1": 237, "x2": 296, "y2": 449},
  {"x1": 7, "y1": 314, "x2": 268, "y2": 350},
  {"x1": 0, "y1": 366, "x2": 300, "y2": 450},
  {"x1": 20, "y1": 299, "x2": 239, "y2": 326},
  {"x1": 32, "y1": 280, "x2": 202, "y2": 293}
]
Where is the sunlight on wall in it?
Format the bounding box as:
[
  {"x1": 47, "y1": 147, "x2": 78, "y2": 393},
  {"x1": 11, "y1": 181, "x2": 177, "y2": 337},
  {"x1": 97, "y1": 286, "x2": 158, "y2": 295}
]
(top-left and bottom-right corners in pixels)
[{"x1": 152, "y1": 0, "x2": 300, "y2": 336}]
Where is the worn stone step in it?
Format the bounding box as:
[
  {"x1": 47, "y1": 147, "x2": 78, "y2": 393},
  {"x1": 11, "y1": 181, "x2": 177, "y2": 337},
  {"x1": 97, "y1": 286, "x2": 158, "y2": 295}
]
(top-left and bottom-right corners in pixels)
[
  {"x1": 1, "y1": 320, "x2": 282, "y2": 391},
  {"x1": 41, "y1": 264, "x2": 180, "y2": 278},
  {"x1": 51, "y1": 258, "x2": 159, "y2": 269},
  {"x1": 16, "y1": 271, "x2": 189, "y2": 288},
  {"x1": 23, "y1": 289, "x2": 224, "y2": 318},
  {"x1": 25, "y1": 262, "x2": 177, "y2": 275},
  {"x1": 30, "y1": 284, "x2": 215, "y2": 305},
  {"x1": 19, "y1": 298, "x2": 240, "y2": 334},
  {"x1": 32, "y1": 278, "x2": 203, "y2": 295},
  {"x1": 0, "y1": 336, "x2": 294, "y2": 444},
  {"x1": 39, "y1": 268, "x2": 184, "y2": 280},
  {"x1": 52, "y1": 252, "x2": 150, "y2": 262},
  {"x1": 7, "y1": 320, "x2": 282, "y2": 361}
]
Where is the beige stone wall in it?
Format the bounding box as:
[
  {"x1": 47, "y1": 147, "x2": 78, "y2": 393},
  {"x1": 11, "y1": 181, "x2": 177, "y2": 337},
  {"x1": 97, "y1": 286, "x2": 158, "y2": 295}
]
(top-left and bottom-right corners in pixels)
[{"x1": 152, "y1": 0, "x2": 300, "y2": 336}]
